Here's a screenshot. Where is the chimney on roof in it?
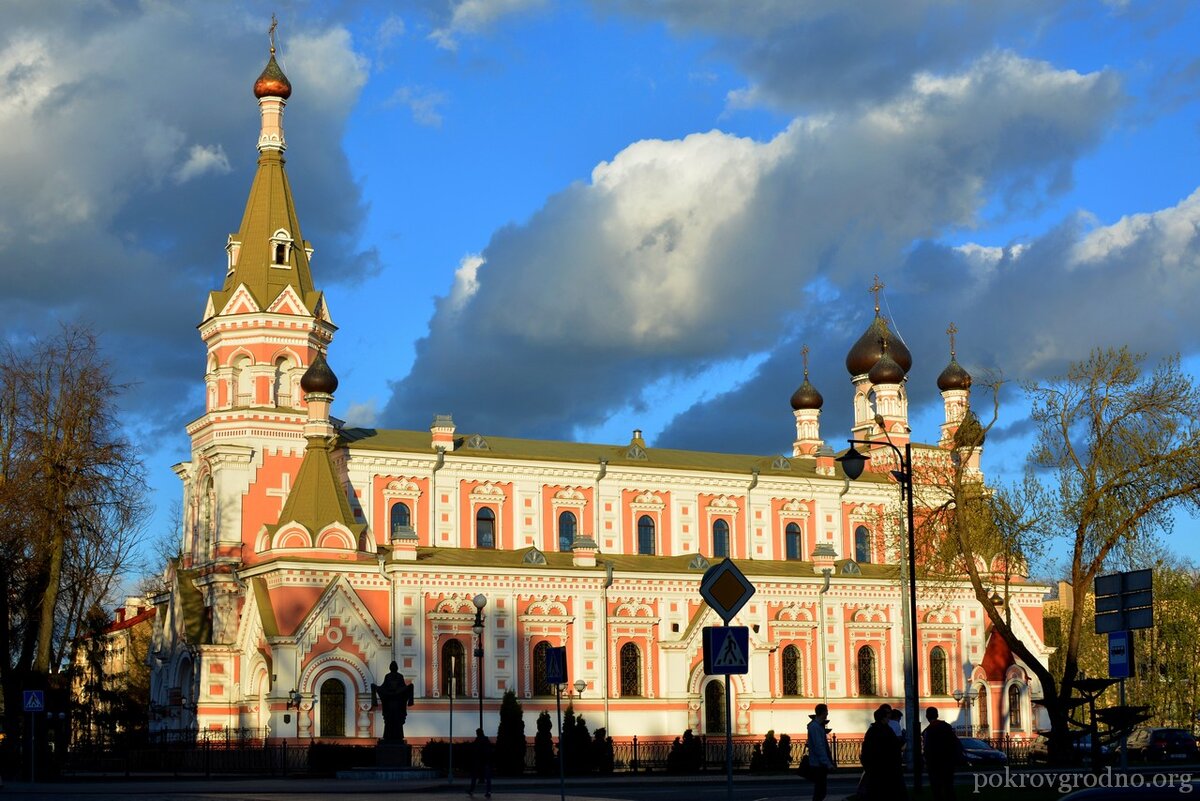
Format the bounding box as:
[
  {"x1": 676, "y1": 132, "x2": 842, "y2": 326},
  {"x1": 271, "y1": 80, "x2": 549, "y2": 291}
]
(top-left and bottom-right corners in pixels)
[{"x1": 432, "y1": 414, "x2": 456, "y2": 452}]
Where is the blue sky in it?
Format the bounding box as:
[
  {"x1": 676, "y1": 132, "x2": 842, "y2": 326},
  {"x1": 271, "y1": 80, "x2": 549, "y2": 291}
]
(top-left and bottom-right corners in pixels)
[{"x1": 2, "y1": 0, "x2": 1199, "y2": 580}]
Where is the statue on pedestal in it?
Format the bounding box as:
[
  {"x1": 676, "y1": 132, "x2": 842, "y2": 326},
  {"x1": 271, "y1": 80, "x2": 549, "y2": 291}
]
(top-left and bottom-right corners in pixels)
[{"x1": 371, "y1": 661, "x2": 414, "y2": 742}]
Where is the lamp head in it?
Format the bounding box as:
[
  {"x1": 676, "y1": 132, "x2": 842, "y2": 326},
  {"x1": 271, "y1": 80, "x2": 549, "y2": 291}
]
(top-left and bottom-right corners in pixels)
[
  {"x1": 473, "y1": 593, "x2": 487, "y2": 611},
  {"x1": 836, "y1": 443, "x2": 869, "y2": 480},
  {"x1": 953, "y1": 689, "x2": 964, "y2": 702},
  {"x1": 574, "y1": 679, "x2": 586, "y2": 695}
]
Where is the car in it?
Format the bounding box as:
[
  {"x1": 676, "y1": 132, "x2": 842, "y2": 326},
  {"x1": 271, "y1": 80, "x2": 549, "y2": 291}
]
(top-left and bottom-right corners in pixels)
[
  {"x1": 958, "y1": 737, "x2": 1008, "y2": 768},
  {"x1": 1027, "y1": 732, "x2": 1115, "y2": 764},
  {"x1": 1126, "y1": 727, "x2": 1199, "y2": 763}
]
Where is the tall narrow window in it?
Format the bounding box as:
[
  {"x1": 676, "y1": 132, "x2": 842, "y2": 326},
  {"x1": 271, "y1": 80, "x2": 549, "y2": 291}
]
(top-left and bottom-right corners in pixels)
[
  {"x1": 1008, "y1": 685, "x2": 1022, "y2": 730},
  {"x1": 273, "y1": 357, "x2": 293, "y2": 406},
  {"x1": 533, "y1": 641, "x2": 553, "y2": 696},
  {"x1": 782, "y1": 644, "x2": 802, "y2": 696},
  {"x1": 274, "y1": 242, "x2": 288, "y2": 264},
  {"x1": 977, "y1": 684, "x2": 989, "y2": 732},
  {"x1": 637, "y1": 515, "x2": 655, "y2": 555},
  {"x1": 785, "y1": 522, "x2": 802, "y2": 560},
  {"x1": 930, "y1": 646, "x2": 948, "y2": 695},
  {"x1": 442, "y1": 639, "x2": 465, "y2": 697},
  {"x1": 854, "y1": 525, "x2": 872, "y2": 563},
  {"x1": 390, "y1": 502, "x2": 412, "y2": 537},
  {"x1": 857, "y1": 645, "x2": 877, "y2": 696},
  {"x1": 558, "y1": 511, "x2": 577, "y2": 552},
  {"x1": 319, "y1": 678, "x2": 345, "y2": 737},
  {"x1": 620, "y1": 642, "x2": 642, "y2": 696},
  {"x1": 712, "y1": 519, "x2": 730, "y2": 558},
  {"x1": 704, "y1": 681, "x2": 726, "y2": 734},
  {"x1": 476, "y1": 507, "x2": 495, "y2": 549}
]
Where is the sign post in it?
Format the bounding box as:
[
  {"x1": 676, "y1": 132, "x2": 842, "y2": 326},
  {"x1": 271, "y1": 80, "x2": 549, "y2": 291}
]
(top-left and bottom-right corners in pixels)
[
  {"x1": 699, "y1": 561, "x2": 756, "y2": 801},
  {"x1": 24, "y1": 690, "x2": 44, "y2": 783},
  {"x1": 544, "y1": 646, "x2": 568, "y2": 801},
  {"x1": 1097, "y1": 570, "x2": 1153, "y2": 772}
]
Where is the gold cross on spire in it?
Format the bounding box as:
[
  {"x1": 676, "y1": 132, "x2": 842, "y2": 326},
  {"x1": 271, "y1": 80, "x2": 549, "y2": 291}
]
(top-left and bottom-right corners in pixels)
[
  {"x1": 269, "y1": 13, "x2": 278, "y2": 54},
  {"x1": 801, "y1": 344, "x2": 810, "y2": 378},
  {"x1": 946, "y1": 322, "x2": 958, "y2": 359},
  {"x1": 869, "y1": 274, "x2": 884, "y2": 315}
]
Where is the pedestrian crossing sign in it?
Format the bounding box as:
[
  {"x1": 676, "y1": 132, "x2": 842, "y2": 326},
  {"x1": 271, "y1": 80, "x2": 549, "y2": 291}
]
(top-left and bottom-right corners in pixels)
[
  {"x1": 545, "y1": 645, "x2": 568, "y2": 685},
  {"x1": 702, "y1": 626, "x2": 749, "y2": 675},
  {"x1": 23, "y1": 690, "x2": 44, "y2": 712}
]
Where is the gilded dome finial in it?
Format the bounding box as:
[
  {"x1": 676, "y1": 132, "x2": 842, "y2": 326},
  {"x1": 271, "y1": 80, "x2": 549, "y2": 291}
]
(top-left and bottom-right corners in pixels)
[
  {"x1": 254, "y1": 15, "x2": 292, "y2": 99},
  {"x1": 947, "y1": 321, "x2": 958, "y2": 360},
  {"x1": 869, "y1": 274, "x2": 884, "y2": 316},
  {"x1": 801, "y1": 343, "x2": 810, "y2": 379}
]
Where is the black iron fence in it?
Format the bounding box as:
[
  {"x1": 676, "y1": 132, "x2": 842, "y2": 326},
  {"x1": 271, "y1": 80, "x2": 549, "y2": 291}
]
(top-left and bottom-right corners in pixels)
[{"x1": 64, "y1": 729, "x2": 1040, "y2": 777}]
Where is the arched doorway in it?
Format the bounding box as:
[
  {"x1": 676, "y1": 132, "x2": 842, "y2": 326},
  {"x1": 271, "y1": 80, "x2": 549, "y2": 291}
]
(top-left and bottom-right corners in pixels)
[
  {"x1": 704, "y1": 680, "x2": 726, "y2": 734},
  {"x1": 319, "y1": 677, "x2": 347, "y2": 737}
]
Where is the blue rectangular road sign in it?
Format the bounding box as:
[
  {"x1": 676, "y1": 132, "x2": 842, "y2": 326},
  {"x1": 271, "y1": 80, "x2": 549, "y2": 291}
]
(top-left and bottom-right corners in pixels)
[
  {"x1": 1108, "y1": 631, "x2": 1134, "y2": 679},
  {"x1": 23, "y1": 690, "x2": 44, "y2": 712},
  {"x1": 702, "y1": 626, "x2": 749, "y2": 675},
  {"x1": 545, "y1": 645, "x2": 568, "y2": 685}
]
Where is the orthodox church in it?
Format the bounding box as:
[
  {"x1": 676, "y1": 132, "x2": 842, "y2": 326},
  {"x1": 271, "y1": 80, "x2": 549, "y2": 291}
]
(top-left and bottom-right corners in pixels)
[{"x1": 147, "y1": 44, "x2": 1050, "y2": 746}]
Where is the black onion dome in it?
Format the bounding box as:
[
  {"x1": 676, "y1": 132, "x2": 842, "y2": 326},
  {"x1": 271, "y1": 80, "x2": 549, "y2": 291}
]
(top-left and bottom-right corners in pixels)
[
  {"x1": 790, "y1": 377, "x2": 824, "y2": 410},
  {"x1": 937, "y1": 358, "x2": 972, "y2": 391},
  {"x1": 845, "y1": 316, "x2": 913, "y2": 376},
  {"x1": 868, "y1": 350, "x2": 905, "y2": 385},
  {"x1": 300, "y1": 352, "x2": 338, "y2": 394}
]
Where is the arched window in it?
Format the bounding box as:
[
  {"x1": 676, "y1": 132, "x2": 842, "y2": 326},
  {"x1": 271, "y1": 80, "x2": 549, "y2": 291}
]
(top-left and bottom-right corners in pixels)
[
  {"x1": 476, "y1": 507, "x2": 495, "y2": 549},
  {"x1": 233, "y1": 355, "x2": 252, "y2": 406},
  {"x1": 620, "y1": 642, "x2": 642, "y2": 696},
  {"x1": 712, "y1": 519, "x2": 730, "y2": 558},
  {"x1": 704, "y1": 680, "x2": 726, "y2": 734},
  {"x1": 1008, "y1": 684, "x2": 1022, "y2": 730},
  {"x1": 558, "y1": 511, "x2": 577, "y2": 552},
  {"x1": 854, "y1": 525, "x2": 872, "y2": 563},
  {"x1": 531, "y1": 641, "x2": 553, "y2": 696},
  {"x1": 637, "y1": 515, "x2": 655, "y2": 555},
  {"x1": 857, "y1": 645, "x2": 877, "y2": 696},
  {"x1": 782, "y1": 644, "x2": 802, "y2": 696},
  {"x1": 442, "y1": 639, "x2": 465, "y2": 697},
  {"x1": 977, "y1": 684, "x2": 990, "y2": 732},
  {"x1": 930, "y1": 646, "x2": 948, "y2": 696},
  {"x1": 319, "y1": 678, "x2": 345, "y2": 737},
  {"x1": 390, "y1": 502, "x2": 412, "y2": 537},
  {"x1": 785, "y1": 522, "x2": 802, "y2": 560},
  {"x1": 197, "y1": 476, "x2": 214, "y2": 560}
]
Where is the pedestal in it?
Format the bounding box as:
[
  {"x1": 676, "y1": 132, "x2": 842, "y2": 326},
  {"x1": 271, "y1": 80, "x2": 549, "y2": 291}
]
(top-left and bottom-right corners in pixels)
[{"x1": 375, "y1": 741, "x2": 413, "y2": 768}]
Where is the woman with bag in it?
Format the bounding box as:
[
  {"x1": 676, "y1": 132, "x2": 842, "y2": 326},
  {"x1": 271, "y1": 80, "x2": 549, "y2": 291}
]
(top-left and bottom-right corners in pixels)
[{"x1": 804, "y1": 703, "x2": 834, "y2": 801}]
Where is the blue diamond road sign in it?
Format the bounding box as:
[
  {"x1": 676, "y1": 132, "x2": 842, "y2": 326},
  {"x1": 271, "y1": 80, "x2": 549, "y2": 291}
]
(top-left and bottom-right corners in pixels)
[
  {"x1": 23, "y1": 690, "x2": 44, "y2": 712},
  {"x1": 703, "y1": 626, "x2": 749, "y2": 675},
  {"x1": 545, "y1": 645, "x2": 568, "y2": 685}
]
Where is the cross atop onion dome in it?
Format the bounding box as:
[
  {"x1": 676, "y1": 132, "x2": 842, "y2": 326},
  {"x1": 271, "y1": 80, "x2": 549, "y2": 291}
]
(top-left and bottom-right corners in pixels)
[
  {"x1": 790, "y1": 344, "x2": 824, "y2": 410},
  {"x1": 254, "y1": 15, "x2": 292, "y2": 99},
  {"x1": 937, "y1": 322, "x2": 972, "y2": 391}
]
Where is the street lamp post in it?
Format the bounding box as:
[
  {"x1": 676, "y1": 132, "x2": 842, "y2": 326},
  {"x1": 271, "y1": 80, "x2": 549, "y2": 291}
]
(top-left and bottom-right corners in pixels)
[
  {"x1": 953, "y1": 688, "x2": 974, "y2": 736},
  {"x1": 837, "y1": 438, "x2": 922, "y2": 792},
  {"x1": 472, "y1": 594, "x2": 487, "y2": 733}
]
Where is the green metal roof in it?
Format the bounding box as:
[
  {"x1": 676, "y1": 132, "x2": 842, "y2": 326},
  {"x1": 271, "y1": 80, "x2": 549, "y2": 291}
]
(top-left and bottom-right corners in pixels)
[
  {"x1": 269, "y1": 437, "x2": 365, "y2": 539},
  {"x1": 340, "y1": 427, "x2": 897, "y2": 483},
  {"x1": 209, "y1": 149, "x2": 323, "y2": 314}
]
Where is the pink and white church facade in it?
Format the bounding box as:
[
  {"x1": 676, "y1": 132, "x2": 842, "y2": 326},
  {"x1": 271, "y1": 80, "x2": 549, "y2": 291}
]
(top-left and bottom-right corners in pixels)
[{"x1": 147, "y1": 45, "x2": 1051, "y2": 745}]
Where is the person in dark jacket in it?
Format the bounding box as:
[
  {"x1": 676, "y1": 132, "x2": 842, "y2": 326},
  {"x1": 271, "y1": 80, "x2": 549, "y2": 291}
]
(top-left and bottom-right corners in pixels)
[
  {"x1": 469, "y1": 728, "x2": 492, "y2": 798},
  {"x1": 860, "y1": 705, "x2": 905, "y2": 799},
  {"x1": 922, "y1": 707, "x2": 963, "y2": 801}
]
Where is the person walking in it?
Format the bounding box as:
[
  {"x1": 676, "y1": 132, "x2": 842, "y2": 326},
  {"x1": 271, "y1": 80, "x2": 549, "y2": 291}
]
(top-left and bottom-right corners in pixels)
[
  {"x1": 469, "y1": 728, "x2": 492, "y2": 798},
  {"x1": 923, "y1": 707, "x2": 963, "y2": 801},
  {"x1": 805, "y1": 703, "x2": 835, "y2": 801},
  {"x1": 860, "y1": 704, "x2": 905, "y2": 800}
]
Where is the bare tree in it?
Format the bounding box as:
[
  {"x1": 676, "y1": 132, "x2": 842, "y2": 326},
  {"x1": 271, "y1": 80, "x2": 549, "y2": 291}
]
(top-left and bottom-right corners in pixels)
[
  {"x1": 0, "y1": 326, "x2": 149, "y2": 687},
  {"x1": 920, "y1": 348, "x2": 1200, "y2": 762}
]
